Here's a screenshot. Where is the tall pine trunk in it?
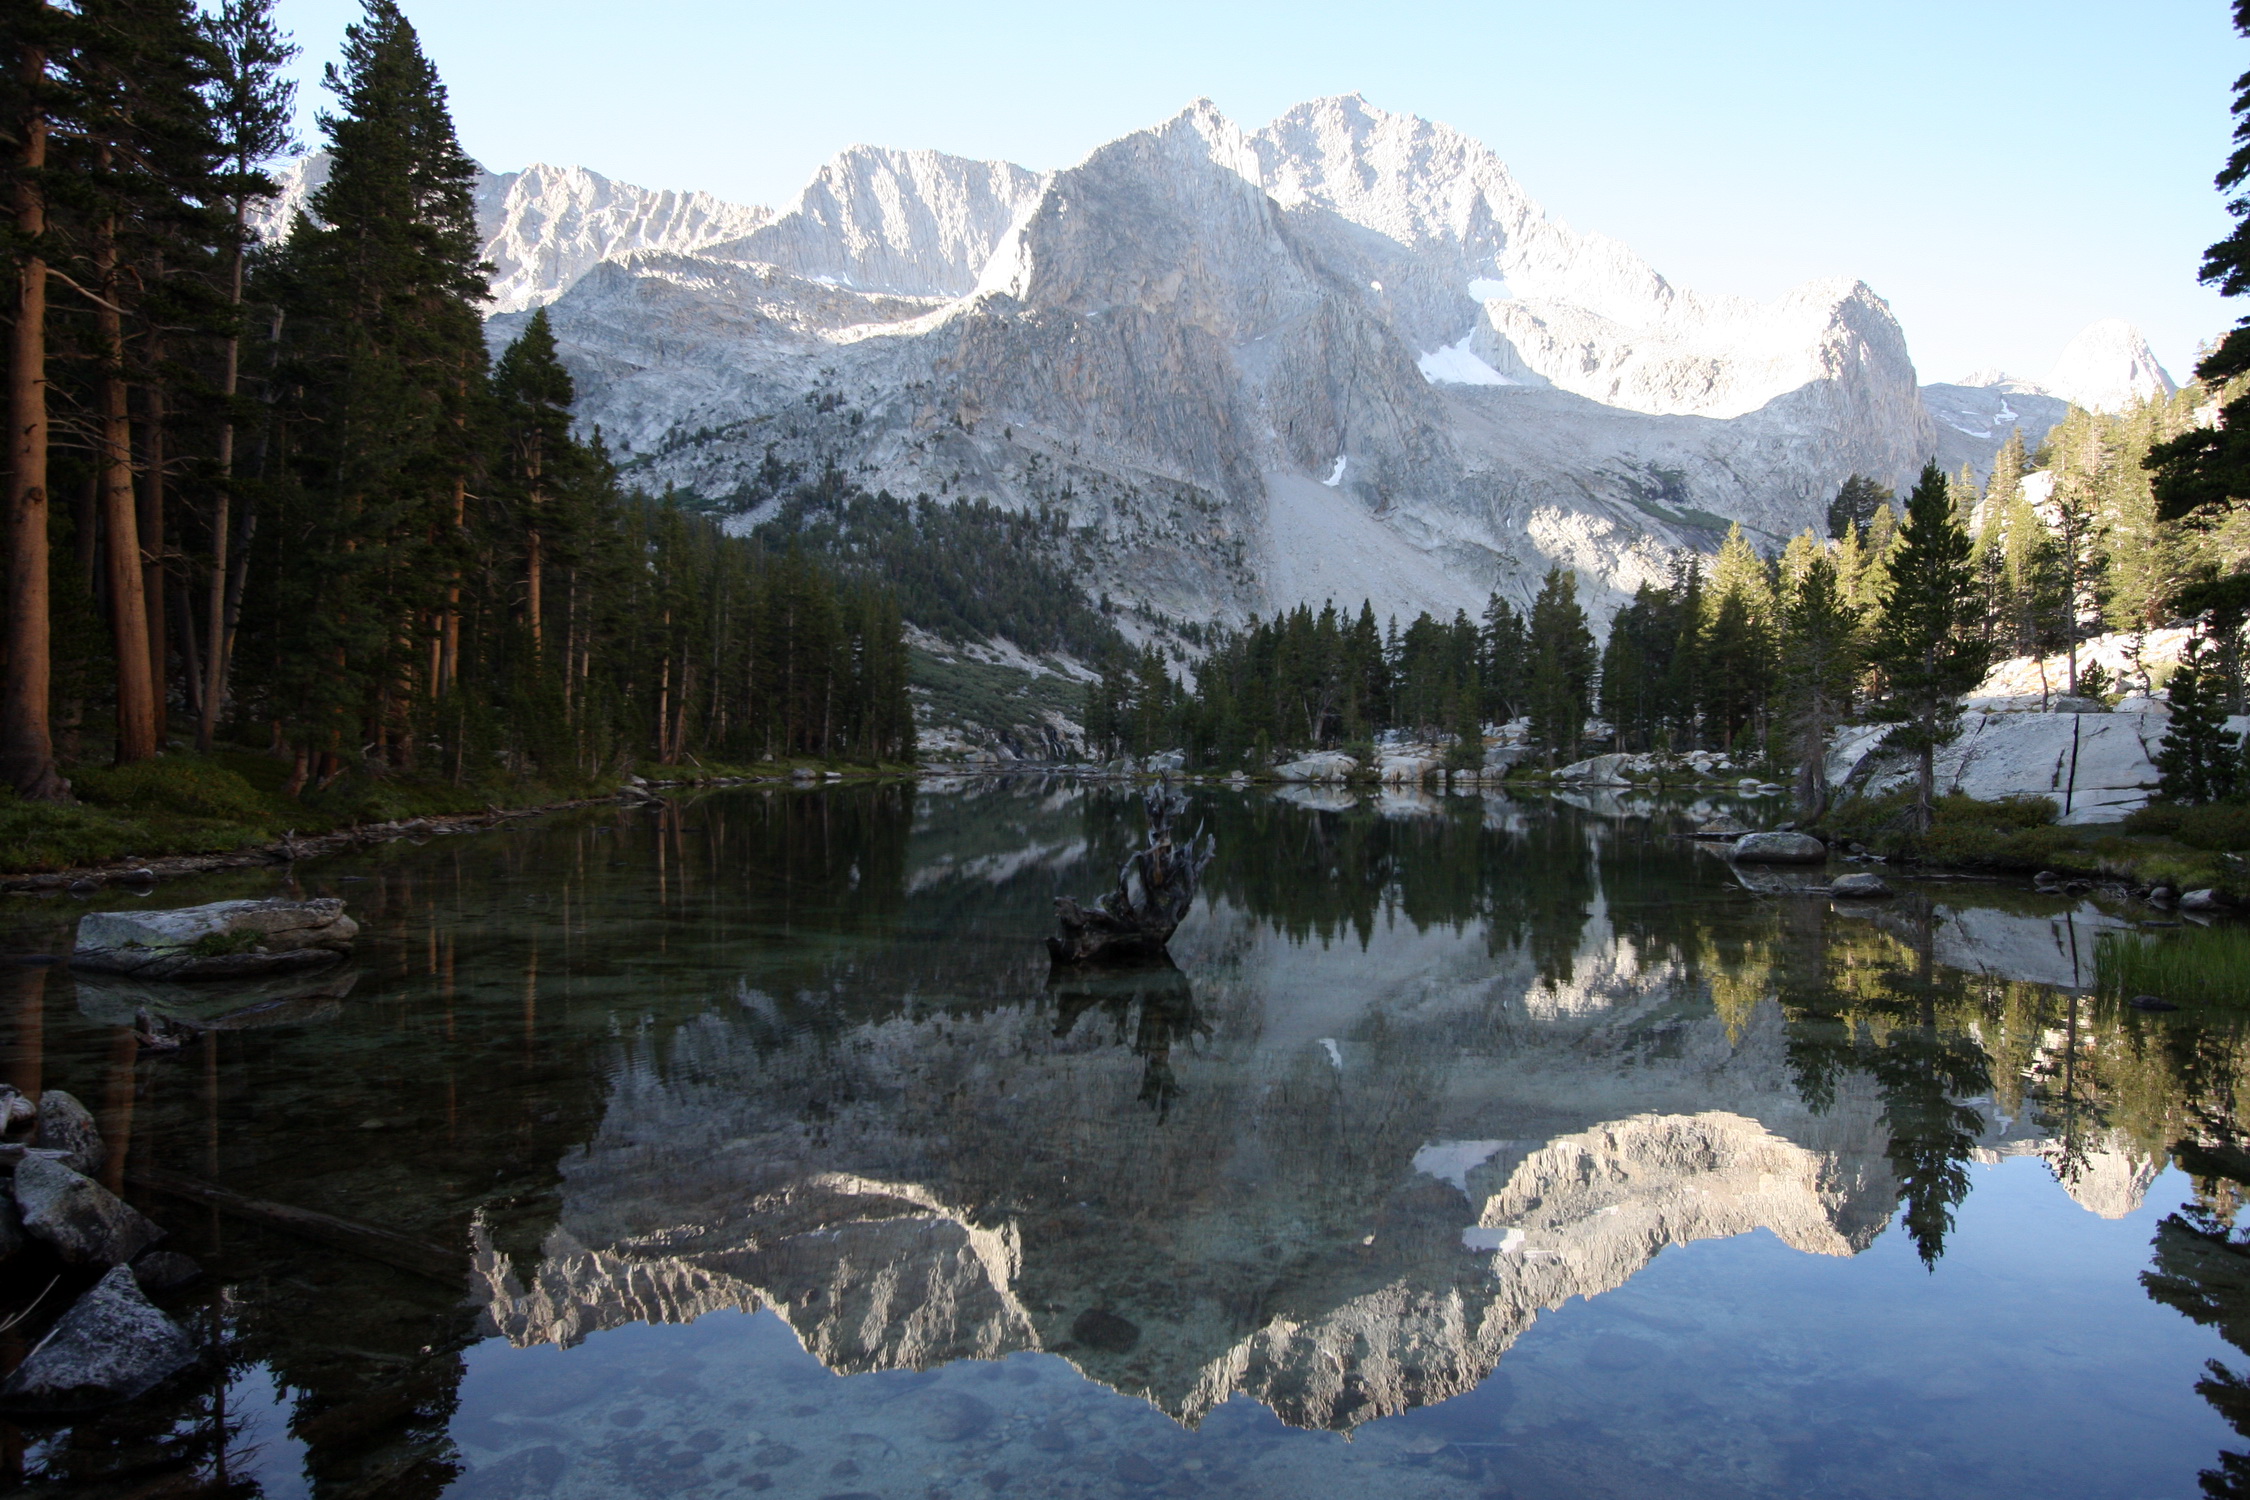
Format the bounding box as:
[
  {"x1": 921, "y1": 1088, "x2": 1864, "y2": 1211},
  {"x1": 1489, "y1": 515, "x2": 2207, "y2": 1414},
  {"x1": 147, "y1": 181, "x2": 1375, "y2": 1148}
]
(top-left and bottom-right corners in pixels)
[
  {"x1": 199, "y1": 195, "x2": 249, "y2": 753},
  {"x1": 138, "y1": 341, "x2": 168, "y2": 742},
  {"x1": 95, "y1": 202, "x2": 158, "y2": 764},
  {"x1": 2, "y1": 31, "x2": 67, "y2": 799}
]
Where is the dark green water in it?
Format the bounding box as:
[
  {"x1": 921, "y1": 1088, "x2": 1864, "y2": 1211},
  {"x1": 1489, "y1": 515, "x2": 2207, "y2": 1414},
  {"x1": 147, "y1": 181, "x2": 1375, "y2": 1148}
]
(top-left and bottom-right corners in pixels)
[{"x1": 1, "y1": 778, "x2": 2243, "y2": 1499}]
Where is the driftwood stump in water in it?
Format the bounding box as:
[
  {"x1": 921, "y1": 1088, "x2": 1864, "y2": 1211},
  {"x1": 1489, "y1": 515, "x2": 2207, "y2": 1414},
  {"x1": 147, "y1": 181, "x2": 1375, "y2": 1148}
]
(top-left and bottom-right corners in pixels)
[{"x1": 1049, "y1": 782, "x2": 1215, "y2": 964}]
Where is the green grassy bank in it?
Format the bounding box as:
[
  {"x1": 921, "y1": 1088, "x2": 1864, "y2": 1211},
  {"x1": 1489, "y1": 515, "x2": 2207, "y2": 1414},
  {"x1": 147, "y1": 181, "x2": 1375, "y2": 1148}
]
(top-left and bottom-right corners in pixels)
[{"x1": 1818, "y1": 791, "x2": 2250, "y2": 902}]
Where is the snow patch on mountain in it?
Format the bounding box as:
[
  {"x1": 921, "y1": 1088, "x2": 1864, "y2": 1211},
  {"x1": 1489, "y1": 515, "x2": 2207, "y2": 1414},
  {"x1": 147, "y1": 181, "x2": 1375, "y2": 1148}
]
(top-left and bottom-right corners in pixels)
[{"x1": 1417, "y1": 337, "x2": 1515, "y2": 386}]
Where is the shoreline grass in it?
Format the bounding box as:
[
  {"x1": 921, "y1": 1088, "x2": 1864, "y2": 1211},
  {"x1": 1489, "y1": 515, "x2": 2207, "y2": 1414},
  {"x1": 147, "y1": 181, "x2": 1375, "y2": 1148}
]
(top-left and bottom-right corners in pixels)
[{"x1": 2096, "y1": 926, "x2": 2250, "y2": 1007}]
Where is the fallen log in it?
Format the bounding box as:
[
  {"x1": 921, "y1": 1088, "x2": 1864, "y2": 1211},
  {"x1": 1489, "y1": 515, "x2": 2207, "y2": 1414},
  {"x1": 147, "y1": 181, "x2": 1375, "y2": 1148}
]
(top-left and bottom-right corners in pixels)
[{"x1": 126, "y1": 1167, "x2": 463, "y2": 1286}]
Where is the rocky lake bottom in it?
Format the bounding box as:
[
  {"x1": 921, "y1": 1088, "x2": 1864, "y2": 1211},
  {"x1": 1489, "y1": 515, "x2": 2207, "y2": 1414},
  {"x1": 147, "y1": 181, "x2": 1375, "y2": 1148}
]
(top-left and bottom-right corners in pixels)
[{"x1": 0, "y1": 778, "x2": 2243, "y2": 1499}]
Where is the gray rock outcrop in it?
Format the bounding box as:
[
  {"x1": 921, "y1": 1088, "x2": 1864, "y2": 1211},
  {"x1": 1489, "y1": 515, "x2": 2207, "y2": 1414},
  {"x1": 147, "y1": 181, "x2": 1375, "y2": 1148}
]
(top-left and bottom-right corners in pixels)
[
  {"x1": 1730, "y1": 832, "x2": 1828, "y2": 865},
  {"x1": 74, "y1": 898, "x2": 357, "y2": 979},
  {"x1": 1273, "y1": 751, "x2": 1358, "y2": 782},
  {"x1": 14, "y1": 1156, "x2": 163, "y2": 1266},
  {"x1": 1825, "y1": 708, "x2": 2250, "y2": 824},
  {"x1": 0, "y1": 1266, "x2": 196, "y2": 1411}
]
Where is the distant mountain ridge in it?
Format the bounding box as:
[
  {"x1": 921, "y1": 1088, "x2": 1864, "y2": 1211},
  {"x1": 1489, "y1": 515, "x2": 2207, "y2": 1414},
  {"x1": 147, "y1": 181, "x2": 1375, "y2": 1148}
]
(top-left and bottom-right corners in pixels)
[{"x1": 258, "y1": 98, "x2": 2178, "y2": 627}]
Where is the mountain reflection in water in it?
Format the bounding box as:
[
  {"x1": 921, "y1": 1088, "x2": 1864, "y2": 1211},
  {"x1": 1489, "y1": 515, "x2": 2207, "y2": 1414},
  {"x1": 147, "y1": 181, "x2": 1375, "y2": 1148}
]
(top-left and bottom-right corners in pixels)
[{"x1": 0, "y1": 779, "x2": 2242, "y2": 1499}]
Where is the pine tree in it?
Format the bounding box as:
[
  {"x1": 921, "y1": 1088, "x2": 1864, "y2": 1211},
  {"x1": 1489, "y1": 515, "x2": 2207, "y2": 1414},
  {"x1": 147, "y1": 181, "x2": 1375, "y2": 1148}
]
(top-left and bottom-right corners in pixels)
[
  {"x1": 1867, "y1": 462, "x2": 1991, "y2": 832},
  {"x1": 1525, "y1": 566, "x2": 1596, "y2": 766},
  {"x1": 1827, "y1": 474, "x2": 1893, "y2": 540},
  {"x1": 1, "y1": 1, "x2": 75, "y2": 797},
  {"x1": 1781, "y1": 554, "x2": 1859, "y2": 820},
  {"x1": 493, "y1": 309, "x2": 576, "y2": 660},
  {"x1": 196, "y1": 0, "x2": 295, "y2": 752},
  {"x1": 2155, "y1": 640, "x2": 2242, "y2": 805},
  {"x1": 1985, "y1": 427, "x2": 2027, "y2": 523},
  {"x1": 64, "y1": 0, "x2": 226, "y2": 762},
  {"x1": 2047, "y1": 413, "x2": 2111, "y2": 694},
  {"x1": 2148, "y1": 0, "x2": 2250, "y2": 521},
  {"x1": 271, "y1": 0, "x2": 487, "y2": 773}
]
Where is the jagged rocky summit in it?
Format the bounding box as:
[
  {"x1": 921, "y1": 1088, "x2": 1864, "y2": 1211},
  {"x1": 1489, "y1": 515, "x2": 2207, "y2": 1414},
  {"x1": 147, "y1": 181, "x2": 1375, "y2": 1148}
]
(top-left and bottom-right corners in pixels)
[{"x1": 261, "y1": 96, "x2": 2167, "y2": 628}]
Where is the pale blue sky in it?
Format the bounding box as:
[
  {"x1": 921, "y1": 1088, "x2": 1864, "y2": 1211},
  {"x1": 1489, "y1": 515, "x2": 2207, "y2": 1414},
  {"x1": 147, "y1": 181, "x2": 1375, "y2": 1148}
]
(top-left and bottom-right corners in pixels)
[{"x1": 270, "y1": 0, "x2": 2241, "y2": 384}]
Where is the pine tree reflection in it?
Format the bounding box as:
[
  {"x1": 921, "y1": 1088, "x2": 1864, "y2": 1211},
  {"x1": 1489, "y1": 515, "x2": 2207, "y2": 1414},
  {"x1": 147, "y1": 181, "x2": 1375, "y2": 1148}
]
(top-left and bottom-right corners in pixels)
[{"x1": 2147, "y1": 1140, "x2": 2250, "y2": 1498}]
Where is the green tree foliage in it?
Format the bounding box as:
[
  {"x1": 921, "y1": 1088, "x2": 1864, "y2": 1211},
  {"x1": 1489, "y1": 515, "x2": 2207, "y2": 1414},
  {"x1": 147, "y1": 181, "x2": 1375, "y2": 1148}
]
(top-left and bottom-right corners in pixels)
[
  {"x1": 2156, "y1": 641, "x2": 2244, "y2": 805},
  {"x1": 752, "y1": 478, "x2": 1121, "y2": 661},
  {"x1": 6, "y1": 0, "x2": 912, "y2": 789},
  {"x1": 1780, "y1": 554, "x2": 1860, "y2": 819},
  {"x1": 2147, "y1": 0, "x2": 2250, "y2": 522},
  {"x1": 1866, "y1": 463, "x2": 1992, "y2": 831},
  {"x1": 1827, "y1": 474, "x2": 1894, "y2": 540},
  {"x1": 1525, "y1": 567, "x2": 1597, "y2": 764}
]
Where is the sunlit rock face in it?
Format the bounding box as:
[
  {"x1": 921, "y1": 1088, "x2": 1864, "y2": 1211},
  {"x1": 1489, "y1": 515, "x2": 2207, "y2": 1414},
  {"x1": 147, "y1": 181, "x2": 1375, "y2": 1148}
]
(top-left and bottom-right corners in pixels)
[{"x1": 336, "y1": 94, "x2": 1940, "y2": 625}]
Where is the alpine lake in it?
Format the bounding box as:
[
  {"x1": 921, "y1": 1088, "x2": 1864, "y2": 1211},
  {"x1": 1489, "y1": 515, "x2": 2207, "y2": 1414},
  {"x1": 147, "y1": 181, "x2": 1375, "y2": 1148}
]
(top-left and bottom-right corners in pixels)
[{"x1": 2, "y1": 776, "x2": 2245, "y2": 1500}]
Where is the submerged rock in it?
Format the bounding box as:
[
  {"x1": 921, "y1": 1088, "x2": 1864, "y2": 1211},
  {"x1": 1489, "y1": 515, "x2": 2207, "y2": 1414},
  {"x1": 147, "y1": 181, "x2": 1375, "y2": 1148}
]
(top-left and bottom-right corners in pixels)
[
  {"x1": 35, "y1": 1089, "x2": 102, "y2": 1174},
  {"x1": 1730, "y1": 831, "x2": 1828, "y2": 865},
  {"x1": 73, "y1": 898, "x2": 357, "y2": 980},
  {"x1": 14, "y1": 1156, "x2": 163, "y2": 1266},
  {"x1": 0, "y1": 1265, "x2": 196, "y2": 1411}
]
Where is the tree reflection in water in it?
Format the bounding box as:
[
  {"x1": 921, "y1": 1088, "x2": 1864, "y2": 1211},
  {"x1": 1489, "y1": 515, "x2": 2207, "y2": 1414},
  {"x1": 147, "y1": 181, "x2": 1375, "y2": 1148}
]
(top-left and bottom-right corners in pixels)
[
  {"x1": 1046, "y1": 958, "x2": 1209, "y2": 1120},
  {"x1": 2, "y1": 780, "x2": 2247, "y2": 1497}
]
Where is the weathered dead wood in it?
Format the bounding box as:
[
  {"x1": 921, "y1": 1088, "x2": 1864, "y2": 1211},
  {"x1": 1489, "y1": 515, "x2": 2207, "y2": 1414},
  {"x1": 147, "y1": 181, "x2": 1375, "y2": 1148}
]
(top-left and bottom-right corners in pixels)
[{"x1": 1049, "y1": 781, "x2": 1214, "y2": 964}]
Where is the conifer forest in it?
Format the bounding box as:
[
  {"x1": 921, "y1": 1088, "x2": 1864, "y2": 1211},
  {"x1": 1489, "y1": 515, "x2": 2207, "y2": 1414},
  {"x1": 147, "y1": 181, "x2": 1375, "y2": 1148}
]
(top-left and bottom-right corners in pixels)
[{"x1": 1, "y1": 0, "x2": 913, "y2": 815}]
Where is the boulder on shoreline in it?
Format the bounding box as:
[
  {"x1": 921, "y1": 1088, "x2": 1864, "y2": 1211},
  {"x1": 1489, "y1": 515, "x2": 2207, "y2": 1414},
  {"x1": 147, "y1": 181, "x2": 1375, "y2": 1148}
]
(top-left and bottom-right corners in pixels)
[
  {"x1": 14, "y1": 1156, "x2": 163, "y2": 1266},
  {"x1": 1730, "y1": 831, "x2": 1829, "y2": 865},
  {"x1": 1273, "y1": 752, "x2": 1357, "y2": 783},
  {"x1": 73, "y1": 898, "x2": 357, "y2": 980},
  {"x1": 0, "y1": 1266, "x2": 196, "y2": 1411},
  {"x1": 35, "y1": 1089, "x2": 102, "y2": 1175}
]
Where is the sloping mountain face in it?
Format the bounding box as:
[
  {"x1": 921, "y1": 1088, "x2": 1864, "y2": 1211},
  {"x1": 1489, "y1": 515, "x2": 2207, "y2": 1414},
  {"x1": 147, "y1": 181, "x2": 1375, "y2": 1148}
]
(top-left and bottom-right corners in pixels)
[
  {"x1": 453, "y1": 96, "x2": 1936, "y2": 624},
  {"x1": 1921, "y1": 378, "x2": 2071, "y2": 480}
]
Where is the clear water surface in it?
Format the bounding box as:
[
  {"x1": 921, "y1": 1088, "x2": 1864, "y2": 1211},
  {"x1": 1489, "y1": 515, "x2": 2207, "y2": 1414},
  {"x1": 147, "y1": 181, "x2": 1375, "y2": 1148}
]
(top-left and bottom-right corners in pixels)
[{"x1": 1, "y1": 778, "x2": 2243, "y2": 1499}]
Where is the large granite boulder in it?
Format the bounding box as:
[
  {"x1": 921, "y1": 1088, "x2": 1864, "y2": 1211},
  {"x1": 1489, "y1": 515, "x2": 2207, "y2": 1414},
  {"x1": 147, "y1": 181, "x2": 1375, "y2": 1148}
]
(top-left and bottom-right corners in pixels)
[
  {"x1": 73, "y1": 898, "x2": 357, "y2": 979},
  {"x1": 1830, "y1": 872, "x2": 1894, "y2": 899},
  {"x1": 35, "y1": 1089, "x2": 102, "y2": 1174},
  {"x1": 1273, "y1": 751, "x2": 1358, "y2": 783},
  {"x1": 1376, "y1": 754, "x2": 1440, "y2": 784},
  {"x1": 0, "y1": 1266, "x2": 196, "y2": 1410},
  {"x1": 14, "y1": 1156, "x2": 163, "y2": 1266},
  {"x1": 1730, "y1": 832, "x2": 1829, "y2": 865},
  {"x1": 1825, "y1": 709, "x2": 2250, "y2": 824},
  {"x1": 1554, "y1": 753, "x2": 1643, "y2": 785}
]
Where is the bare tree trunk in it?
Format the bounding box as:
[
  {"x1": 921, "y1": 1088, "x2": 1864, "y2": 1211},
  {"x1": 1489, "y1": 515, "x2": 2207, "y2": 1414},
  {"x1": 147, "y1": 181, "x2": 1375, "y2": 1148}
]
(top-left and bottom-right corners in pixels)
[
  {"x1": 199, "y1": 197, "x2": 249, "y2": 753},
  {"x1": 1916, "y1": 735, "x2": 1935, "y2": 835},
  {"x1": 525, "y1": 525, "x2": 542, "y2": 651},
  {"x1": 2, "y1": 34, "x2": 67, "y2": 799},
  {"x1": 139, "y1": 346, "x2": 168, "y2": 742},
  {"x1": 96, "y1": 204, "x2": 158, "y2": 764}
]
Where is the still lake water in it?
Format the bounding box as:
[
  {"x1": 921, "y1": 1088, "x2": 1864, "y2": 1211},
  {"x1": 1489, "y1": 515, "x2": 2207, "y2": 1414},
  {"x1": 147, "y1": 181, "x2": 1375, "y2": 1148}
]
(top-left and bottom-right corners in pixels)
[{"x1": 2, "y1": 778, "x2": 2244, "y2": 1499}]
